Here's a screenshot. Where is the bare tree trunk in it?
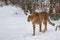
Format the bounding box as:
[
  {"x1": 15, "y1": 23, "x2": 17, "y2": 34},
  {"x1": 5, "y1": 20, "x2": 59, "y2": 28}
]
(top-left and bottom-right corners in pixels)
[
  {"x1": 5, "y1": 0, "x2": 8, "y2": 5},
  {"x1": 49, "y1": 0, "x2": 53, "y2": 13}
]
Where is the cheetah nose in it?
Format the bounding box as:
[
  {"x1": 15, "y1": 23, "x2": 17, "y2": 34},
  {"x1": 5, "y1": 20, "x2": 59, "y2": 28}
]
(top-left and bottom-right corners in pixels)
[{"x1": 28, "y1": 20, "x2": 30, "y2": 22}]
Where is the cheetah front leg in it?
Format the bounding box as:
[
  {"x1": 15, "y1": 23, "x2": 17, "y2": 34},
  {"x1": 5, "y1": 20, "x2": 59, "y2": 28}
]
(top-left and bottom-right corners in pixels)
[{"x1": 32, "y1": 25, "x2": 35, "y2": 36}]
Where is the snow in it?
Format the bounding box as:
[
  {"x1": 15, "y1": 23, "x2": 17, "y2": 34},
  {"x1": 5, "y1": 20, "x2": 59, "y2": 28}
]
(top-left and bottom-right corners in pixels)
[{"x1": 0, "y1": 5, "x2": 60, "y2": 40}]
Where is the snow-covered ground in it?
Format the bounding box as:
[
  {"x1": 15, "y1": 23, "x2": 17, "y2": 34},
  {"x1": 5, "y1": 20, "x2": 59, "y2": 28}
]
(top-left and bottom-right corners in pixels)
[{"x1": 0, "y1": 5, "x2": 60, "y2": 40}]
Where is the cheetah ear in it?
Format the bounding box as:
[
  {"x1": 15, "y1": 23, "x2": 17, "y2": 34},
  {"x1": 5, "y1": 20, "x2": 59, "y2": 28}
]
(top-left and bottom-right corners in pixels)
[
  {"x1": 29, "y1": 15, "x2": 31, "y2": 17},
  {"x1": 27, "y1": 15, "x2": 31, "y2": 18},
  {"x1": 27, "y1": 14, "x2": 31, "y2": 17},
  {"x1": 28, "y1": 14, "x2": 31, "y2": 16}
]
